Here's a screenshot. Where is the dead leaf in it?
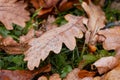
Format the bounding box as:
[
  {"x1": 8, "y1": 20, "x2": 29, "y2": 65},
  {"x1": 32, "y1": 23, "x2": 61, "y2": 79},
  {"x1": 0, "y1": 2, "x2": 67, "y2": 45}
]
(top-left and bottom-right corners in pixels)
[
  {"x1": 82, "y1": 77, "x2": 93, "y2": 80},
  {"x1": 98, "y1": 27, "x2": 120, "y2": 50},
  {"x1": 0, "y1": 70, "x2": 33, "y2": 80},
  {"x1": 35, "y1": 15, "x2": 57, "y2": 37},
  {"x1": 30, "y1": 0, "x2": 59, "y2": 16},
  {"x1": 0, "y1": 0, "x2": 30, "y2": 30},
  {"x1": 64, "y1": 68, "x2": 80, "y2": 80},
  {"x1": 0, "y1": 36, "x2": 25, "y2": 54},
  {"x1": 78, "y1": 70, "x2": 96, "y2": 78},
  {"x1": 102, "y1": 63, "x2": 120, "y2": 80},
  {"x1": 24, "y1": 14, "x2": 85, "y2": 70},
  {"x1": 0, "y1": 64, "x2": 51, "y2": 80},
  {"x1": 38, "y1": 8, "x2": 53, "y2": 16},
  {"x1": 20, "y1": 28, "x2": 35, "y2": 43},
  {"x1": 93, "y1": 76, "x2": 101, "y2": 80},
  {"x1": 40, "y1": 15, "x2": 58, "y2": 31},
  {"x1": 111, "y1": 0, "x2": 120, "y2": 10},
  {"x1": 31, "y1": 0, "x2": 59, "y2": 9},
  {"x1": 59, "y1": 0, "x2": 79, "y2": 12},
  {"x1": 38, "y1": 76, "x2": 48, "y2": 80},
  {"x1": 92, "y1": 56, "x2": 118, "y2": 74},
  {"x1": 49, "y1": 73, "x2": 61, "y2": 80},
  {"x1": 0, "y1": 36, "x2": 19, "y2": 46},
  {"x1": 82, "y1": 0, "x2": 106, "y2": 46}
]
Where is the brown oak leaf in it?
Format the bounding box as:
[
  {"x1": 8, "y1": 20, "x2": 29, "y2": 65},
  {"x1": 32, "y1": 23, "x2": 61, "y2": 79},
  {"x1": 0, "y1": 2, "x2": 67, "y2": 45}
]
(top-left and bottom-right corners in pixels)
[
  {"x1": 92, "y1": 56, "x2": 118, "y2": 74},
  {"x1": 35, "y1": 15, "x2": 58, "y2": 37},
  {"x1": 81, "y1": 0, "x2": 106, "y2": 45},
  {"x1": 0, "y1": 36, "x2": 25, "y2": 54},
  {"x1": 24, "y1": 14, "x2": 85, "y2": 70},
  {"x1": 63, "y1": 68, "x2": 80, "y2": 80},
  {"x1": 0, "y1": 64, "x2": 51, "y2": 80},
  {"x1": 30, "y1": 0, "x2": 59, "y2": 16},
  {"x1": 78, "y1": 70, "x2": 96, "y2": 78},
  {"x1": 49, "y1": 73, "x2": 61, "y2": 80},
  {"x1": 0, "y1": 0, "x2": 30, "y2": 30},
  {"x1": 20, "y1": 28, "x2": 35, "y2": 43},
  {"x1": 38, "y1": 76, "x2": 48, "y2": 80},
  {"x1": 98, "y1": 27, "x2": 120, "y2": 51},
  {"x1": 102, "y1": 63, "x2": 120, "y2": 80}
]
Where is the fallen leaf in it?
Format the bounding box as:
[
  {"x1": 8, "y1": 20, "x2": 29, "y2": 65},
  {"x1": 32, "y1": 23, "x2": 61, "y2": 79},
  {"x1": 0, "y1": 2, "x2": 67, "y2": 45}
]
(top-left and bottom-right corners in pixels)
[
  {"x1": 0, "y1": 36, "x2": 19, "y2": 46},
  {"x1": 40, "y1": 15, "x2": 58, "y2": 31},
  {"x1": 92, "y1": 56, "x2": 118, "y2": 74},
  {"x1": 0, "y1": 0, "x2": 30, "y2": 30},
  {"x1": 98, "y1": 27, "x2": 120, "y2": 50},
  {"x1": 93, "y1": 76, "x2": 101, "y2": 80},
  {"x1": 38, "y1": 8, "x2": 53, "y2": 16},
  {"x1": 59, "y1": 0, "x2": 79, "y2": 12},
  {"x1": 31, "y1": 0, "x2": 59, "y2": 9},
  {"x1": 102, "y1": 63, "x2": 120, "y2": 80},
  {"x1": 98, "y1": 26, "x2": 120, "y2": 60},
  {"x1": 20, "y1": 28, "x2": 35, "y2": 43},
  {"x1": 0, "y1": 64, "x2": 51, "y2": 80},
  {"x1": 78, "y1": 70, "x2": 96, "y2": 78},
  {"x1": 38, "y1": 76, "x2": 48, "y2": 80},
  {"x1": 82, "y1": 0, "x2": 106, "y2": 46},
  {"x1": 35, "y1": 15, "x2": 57, "y2": 37},
  {"x1": 0, "y1": 36, "x2": 25, "y2": 54},
  {"x1": 111, "y1": 0, "x2": 120, "y2": 10},
  {"x1": 24, "y1": 14, "x2": 85, "y2": 70},
  {"x1": 49, "y1": 73, "x2": 61, "y2": 80},
  {"x1": 0, "y1": 70, "x2": 33, "y2": 80},
  {"x1": 30, "y1": 0, "x2": 59, "y2": 16},
  {"x1": 81, "y1": 77, "x2": 93, "y2": 80},
  {"x1": 63, "y1": 68, "x2": 80, "y2": 80}
]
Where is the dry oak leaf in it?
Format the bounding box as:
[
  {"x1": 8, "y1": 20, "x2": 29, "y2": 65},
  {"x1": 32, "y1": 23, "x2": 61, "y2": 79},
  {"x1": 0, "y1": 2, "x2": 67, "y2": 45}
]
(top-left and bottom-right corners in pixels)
[
  {"x1": 0, "y1": 0, "x2": 30, "y2": 30},
  {"x1": 20, "y1": 28, "x2": 35, "y2": 43},
  {"x1": 82, "y1": 0, "x2": 106, "y2": 45},
  {"x1": 98, "y1": 26, "x2": 120, "y2": 51},
  {"x1": 63, "y1": 68, "x2": 80, "y2": 80},
  {"x1": 49, "y1": 73, "x2": 61, "y2": 80},
  {"x1": 35, "y1": 15, "x2": 57, "y2": 37},
  {"x1": 0, "y1": 70, "x2": 34, "y2": 80},
  {"x1": 0, "y1": 64, "x2": 51, "y2": 80},
  {"x1": 102, "y1": 63, "x2": 120, "y2": 80},
  {"x1": 0, "y1": 36, "x2": 25, "y2": 54},
  {"x1": 78, "y1": 70, "x2": 96, "y2": 78},
  {"x1": 92, "y1": 56, "x2": 118, "y2": 74},
  {"x1": 30, "y1": 0, "x2": 59, "y2": 16},
  {"x1": 24, "y1": 14, "x2": 85, "y2": 70},
  {"x1": 38, "y1": 76, "x2": 48, "y2": 80}
]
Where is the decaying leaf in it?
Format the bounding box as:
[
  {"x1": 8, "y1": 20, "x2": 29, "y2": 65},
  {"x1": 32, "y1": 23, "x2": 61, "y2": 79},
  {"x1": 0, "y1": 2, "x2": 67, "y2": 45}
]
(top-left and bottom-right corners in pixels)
[
  {"x1": 78, "y1": 70, "x2": 96, "y2": 78},
  {"x1": 82, "y1": 0, "x2": 106, "y2": 46},
  {"x1": 20, "y1": 28, "x2": 35, "y2": 43},
  {"x1": 0, "y1": 70, "x2": 34, "y2": 80},
  {"x1": 81, "y1": 77, "x2": 93, "y2": 80},
  {"x1": 49, "y1": 73, "x2": 61, "y2": 80},
  {"x1": 30, "y1": 0, "x2": 59, "y2": 16},
  {"x1": 38, "y1": 76, "x2": 48, "y2": 80},
  {"x1": 24, "y1": 14, "x2": 85, "y2": 70},
  {"x1": 92, "y1": 56, "x2": 118, "y2": 74},
  {"x1": 0, "y1": 36, "x2": 25, "y2": 54},
  {"x1": 98, "y1": 27, "x2": 120, "y2": 51},
  {"x1": 58, "y1": 0, "x2": 79, "y2": 12},
  {"x1": 63, "y1": 68, "x2": 80, "y2": 80},
  {"x1": 31, "y1": 0, "x2": 59, "y2": 9},
  {"x1": 35, "y1": 15, "x2": 58, "y2": 37},
  {"x1": 0, "y1": 36, "x2": 18, "y2": 46},
  {"x1": 0, "y1": 64, "x2": 51, "y2": 80},
  {"x1": 0, "y1": 0, "x2": 30, "y2": 30},
  {"x1": 102, "y1": 63, "x2": 120, "y2": 80}
]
